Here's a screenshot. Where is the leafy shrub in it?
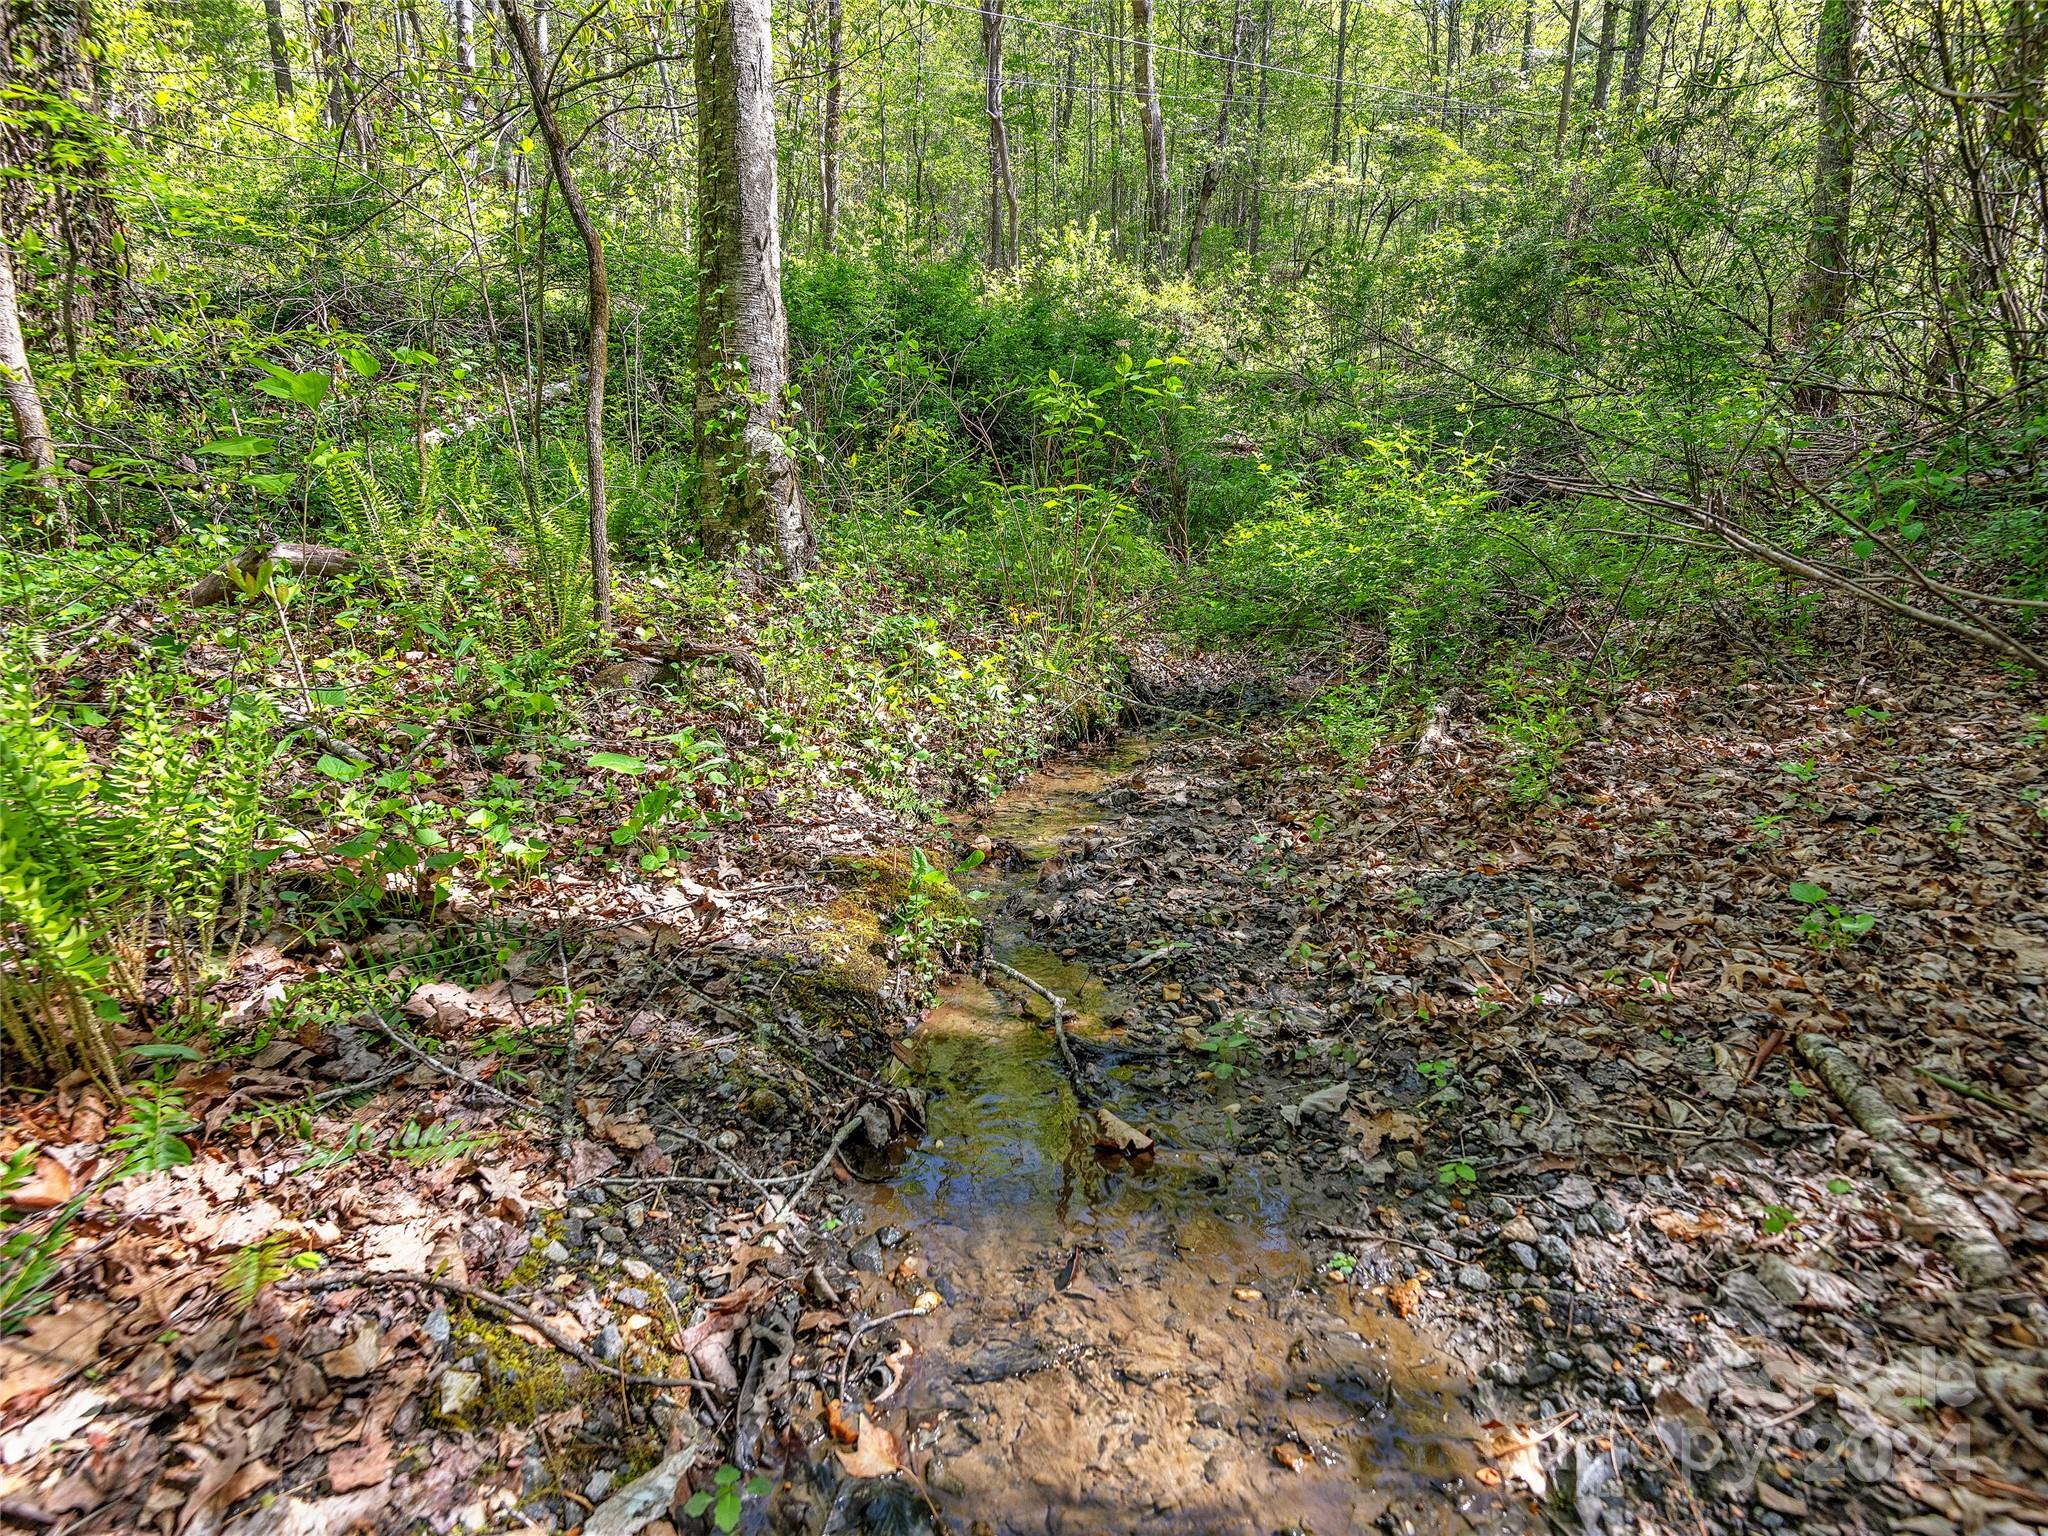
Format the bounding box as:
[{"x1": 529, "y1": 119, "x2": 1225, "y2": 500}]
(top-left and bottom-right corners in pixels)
[{"x1": 1181, "y1": 429, "x2": 1505, "y2": 668}]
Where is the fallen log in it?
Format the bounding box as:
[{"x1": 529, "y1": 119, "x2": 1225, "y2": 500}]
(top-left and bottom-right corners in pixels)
[
  {"x1": 1797, "y1": 1033, "x2": 2012, "y2": 1288},
  {"x1": 185, "y1": 541, "x2": 356, "y2": 606}
]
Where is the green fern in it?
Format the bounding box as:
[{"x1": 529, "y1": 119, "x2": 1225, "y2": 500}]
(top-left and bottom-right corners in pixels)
[
  {"x1": 321, "y1": 448, "x2": 593, "y2": 662},
  {"x1": 0, "y1": 657, "x2": 274, "y2": 1085}
]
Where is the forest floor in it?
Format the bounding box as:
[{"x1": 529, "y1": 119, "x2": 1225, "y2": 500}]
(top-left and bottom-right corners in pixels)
[{"x1": 2, "y1": 609, "x2": 2046, "y2": 1536}]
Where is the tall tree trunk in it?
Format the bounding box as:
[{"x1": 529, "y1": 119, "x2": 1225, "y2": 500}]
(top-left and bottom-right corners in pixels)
[
  {"x1": 1131, "y1": 0, "x2": 1169, "y2": 269},
  {"x1": 692, "y1": 0, "x2": 815, "y2": 575},
  {"x1": 1184, "y1": 0, "x2": 1246, "y2": 269},
  {"x1": 1592, "y1": 0, "x2": 1618, "y2": 108},
  {"x1": 1555, "y1": 0, "x2": 1584, "y2": 155},
  {"x1": 1328, "y1": 0, "x2": 1349, "y2": 164},
  {"x1": 0, "y1": 246, "x2": 61, "y2": 515},
  {"x1": 1794, "y1": 0, "x2": 1860, "y2": 407},
  {"x1": 1521, "y1": 0, "x2": 1536, "y2": 78},
  {"x1": 503, "y1": 0, "x2": 614, "y2": 631},
  {"x1": 821, "y1": 0, "x2": 843, "y2": 252},
  {"x1": 1619, "y1": 0, "x2": 1651, "y2": 101},
  {"x1": 453, "y1": 0, "x2": 477, "y2": 116},
  {"x1": 263, "y1": 0, "x2": 295, "y2": 100},
  {"x1": 1244, "y1": 0, "x2": 1274, "y2": 254},
  {"x1": 983, "y1": 0, "x2": 1019, "y2": 267}
]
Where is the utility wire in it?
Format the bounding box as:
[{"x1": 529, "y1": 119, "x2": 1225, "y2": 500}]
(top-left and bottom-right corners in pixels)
[{"x1": 902, "y1": 0, "x2": 1552, "y2": 118}]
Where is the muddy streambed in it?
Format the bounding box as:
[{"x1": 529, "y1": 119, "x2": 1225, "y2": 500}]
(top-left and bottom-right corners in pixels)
[{"x1": 841, "y1": 739, "x2": 1502, "y2": 1536}]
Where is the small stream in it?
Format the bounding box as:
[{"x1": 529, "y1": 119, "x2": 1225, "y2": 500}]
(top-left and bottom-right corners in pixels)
[{"x1": 845, "y1": 739, "x2": 1497, "y2": 1536}]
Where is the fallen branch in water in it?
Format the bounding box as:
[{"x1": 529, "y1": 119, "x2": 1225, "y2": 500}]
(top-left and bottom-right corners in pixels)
[{"x1": 988, "y1": 957, "x2": 1091, "y2": 1102}]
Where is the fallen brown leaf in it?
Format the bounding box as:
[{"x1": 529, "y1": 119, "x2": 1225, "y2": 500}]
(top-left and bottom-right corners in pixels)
[
  {"x1": 834, "y1": 1416, "x2": 902, "y2": 1478},
  {"x1": 1093, "y1": 1107, "x2": 1154, "y2": 1155}
]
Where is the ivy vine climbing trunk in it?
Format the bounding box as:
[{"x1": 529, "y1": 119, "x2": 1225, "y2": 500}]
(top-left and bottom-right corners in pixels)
[
  {"x1": 1131, "y1": 0, "x2": 1169, "y2": 270},
  {"x1": 0, "y1": 0, "x2": 126, "y2": 355},
  {"x1": 1794, "y1": 0, "x2": 1861, "y2": 411},
  {"x1": 503, "y1": 0, "x2": 614, "y2": 633},
  {"x1": 693, "y1": 0, "x2": 817, "y2": 576}
]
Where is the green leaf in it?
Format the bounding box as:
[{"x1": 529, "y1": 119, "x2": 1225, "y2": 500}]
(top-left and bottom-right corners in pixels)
[
  {"x1": 587, "y1": 751, "x2": 649, "y2": 775},
  {"x1": 197, "y1": 435, "x2": 276, "y2": 459},
  {"x1": 1787, "y1": 881, "x2": 1826, "y2": 904},
  {"x1": 316, "y1": 753, "x2": 367, "y2": 781},
  {"x1": 248, "y1": 472, "x2": 298, "y2": 497},
  {"x1": 254, "y1": 365, "x2": 331, "y2": 409},
  {"x1": 130, "y1": 1042, "x2": 201, "y2": 1061},
  {"x1": 341, "y1": 345, "x2": 381, "y2": 378},
  {"x1": 683, "y1": 1492, "x2": 714, "y2": 1517}
]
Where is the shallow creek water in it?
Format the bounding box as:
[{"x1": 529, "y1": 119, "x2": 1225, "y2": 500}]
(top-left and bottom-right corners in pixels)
[{"x1": 846, "y1": 740, "x2": 1500, "y2": 1536}]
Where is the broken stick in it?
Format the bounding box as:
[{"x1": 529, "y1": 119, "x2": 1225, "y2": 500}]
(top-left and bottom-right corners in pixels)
[{"x1": 1798, "y1": 1033, "x2": 2012, "y2": 1287}]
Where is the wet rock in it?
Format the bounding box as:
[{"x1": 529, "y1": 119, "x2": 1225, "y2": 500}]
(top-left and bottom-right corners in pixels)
[
  {"x1": 1456, "y1": 1265, "x2": 1494, "y2": 1293},
  {"x1": 849, "y1": 1236, "x2": 884, "y2": 1274}
]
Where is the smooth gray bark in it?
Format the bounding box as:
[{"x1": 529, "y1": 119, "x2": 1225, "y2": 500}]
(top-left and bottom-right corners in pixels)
[{"x1": 694, "y1": 0, "x2": 816, "y2": 576}]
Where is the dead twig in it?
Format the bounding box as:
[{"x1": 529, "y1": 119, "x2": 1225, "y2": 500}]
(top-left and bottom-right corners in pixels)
[
  {"x1": 281, "y1": 1269, "x2": 719, "y2": 1392},
  {"x1": 368, "y1": 1012, "x2": 533, "y2": 1112},
  {"x1": 988, "y1": 957, "x2": 1091, "y2": 1103},
  {"x1": 1798, "y1": 1033, "x2": 2012, "y2": 1286}
]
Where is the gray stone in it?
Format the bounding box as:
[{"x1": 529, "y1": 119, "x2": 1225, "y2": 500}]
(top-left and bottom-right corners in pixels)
[
  {"x1": 594, "y1": 1322, "x2": 623, "y2": 1363},
  {"x1": 1536, "y1": 1234, "x2": 1573, "y2": 1270},
  {"x1": 1508, "y1": 1242, "x2": 1540, "y2": 1273},
  {"x1": 1456, "y1": 1265, "x2": 1494, "y2": 1293},
  {"x1": 1550, "y1": 1175, "x2": 1599, "y2": 1211},
  {"x1": 542, "y1": 1240, "x2": 570, "y2": 1264}
]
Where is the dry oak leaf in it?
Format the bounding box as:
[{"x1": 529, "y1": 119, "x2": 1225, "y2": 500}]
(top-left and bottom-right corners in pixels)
[
  {"x1": 834, "y1": 1416, "x2": 903, "y2": 1479},
  {"x1": 1386, "y1": 1275, "x2": 1425, "y2": 1320},
  {"x1": 0, "y1": 1302, "x2": 113, "y2": 1407},
  {"x1": 321, "y1": 1324, "x2": 382, "y2": 1381},
  {"x1": 8, "y1": 1154, "x2": 74, "y2": 1210},
  {"x1": 324, "y1": 1438, "x2": 392, "y2": 1494},
  {"x1": 1093, "y1": 1107, "x2": 1154, "y2": 1155},
  {"x1": 1648, "y1": 1208, "x2": 1727, "y2": 1242}
]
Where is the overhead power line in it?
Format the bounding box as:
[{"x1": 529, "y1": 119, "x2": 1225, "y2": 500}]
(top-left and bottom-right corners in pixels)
[{"x1": 903, "y1": 0, "x2": 1553, "y2": 119}]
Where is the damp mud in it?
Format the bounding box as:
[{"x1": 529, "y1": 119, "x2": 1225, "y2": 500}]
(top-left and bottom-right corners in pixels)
[{"x1": 843, "y1": 738, "x2": 1506, "y2": 1536}]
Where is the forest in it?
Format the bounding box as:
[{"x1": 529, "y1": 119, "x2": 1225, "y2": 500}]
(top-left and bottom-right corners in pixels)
[{"x1": 0, "y1": 0, "x2": 2045, "y2": 1526}]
